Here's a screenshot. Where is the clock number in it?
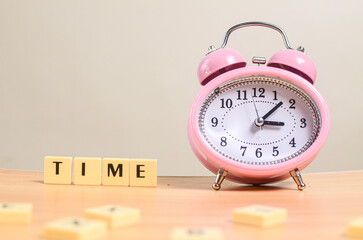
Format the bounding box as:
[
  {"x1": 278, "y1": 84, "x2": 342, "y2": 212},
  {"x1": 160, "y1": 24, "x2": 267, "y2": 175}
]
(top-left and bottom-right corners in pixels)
[
  {"x1": 289, "y1": 138, "x2": 296, "y2": 147},
  {"x1": 259, "y1": 88, "x2": 266, "y2": 98},
  {"x1": 220, "y1": 137, "x2": 227, "y2": 147},
  {"x1": 237, "y1": 90, "x2": 247, "y2": 100},
  {"x1": 289, "y1": 99, "x2": 296, "y2": 109},
  {"x1": 255, "y1": 148, "x2": 262, "y2": 158},
  {"x1": 252, "y1": 88, "x2": 265, "y2": 98},
  {"x1": 211, "y1": 117, "x2": 218, "y2": 127},
  {"x1": 300, "y1": 118, "x2": 307, "y2": 128},
  {"x1": 273, "y1": 91, "x2": 278, "y2": 100},
  {"x1": 220, "y1": 98, "x2": 233, "y2": 108},
  {"x1": 272, "y1": 146, "x2": 279, "y2": 156},
  {"x1": 240, "y1": 146, "x2": 247, "y2": 156},
  {"x1": 252, "y1": 88, "x2": 257, "y2": 97}
]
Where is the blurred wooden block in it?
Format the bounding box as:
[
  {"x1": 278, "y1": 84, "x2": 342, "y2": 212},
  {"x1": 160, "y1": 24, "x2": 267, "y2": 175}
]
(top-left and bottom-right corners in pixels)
[
  {"x1": 84, "y1": 205, "x2": 140, "y2": 229},
  {"x1": 348, "y1": 217, "x2": 363, "y2": 238},
  {"x1": 73, "y1": 157, "x2": 101, "y2": 185},
  {"x1": 44, "y1": 217, "x2": 107, "y2": 240},
  {"x1": 102, "y1": 158, "x2": 130, "y2": 186},
  {"x1": 0, "y1": 203, "x2": 32, "y2": 224},
  {"x1": 233, "y1": 205, "x2": 287, "y2": 227},
  {"x1": 44, "y1": 156, "x2": 72, "y2": 184},
  {"x1": 171, "y1": 227, "x2": 223, "y2": 240},
  {"x1": 129, "y1": 159, "x2": 157, "y2": 187}
]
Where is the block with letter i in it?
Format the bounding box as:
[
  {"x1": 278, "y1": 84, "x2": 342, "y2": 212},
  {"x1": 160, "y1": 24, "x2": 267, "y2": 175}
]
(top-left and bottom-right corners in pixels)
[
  {"x1": 44, "y1": 156, "x2": 72, "y2": 184},
  {"x1": 130, "y1": 159, "x2": 157, "y2": 187},
  {"x1": 74, "y1": 157, "x2": 102, "y2": 185},
  {"x1": 102, "y1": 158, "x2": 130, "y2": 186}
]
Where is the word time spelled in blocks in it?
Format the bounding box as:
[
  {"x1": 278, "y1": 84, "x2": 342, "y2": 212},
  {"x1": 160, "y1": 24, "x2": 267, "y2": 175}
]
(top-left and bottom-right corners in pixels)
[
  {"x1": 44, "y1": 156, "x2": 157, "y2": 187},
  {"x1": 0, "y1": 203, "x2": 33, "y2": 224},
  {"x1": 44, "y1": 217, "x2": 107, "y2": 240},
  {"x1": 233, "y1": 205, "x2": 287, "y2": 228},
  {"x1": 85, "y1": 205, "x2": 140, "y2": 229},
  {"x1": 171, "y1": 227, "x2": 223, "y2": 240}
]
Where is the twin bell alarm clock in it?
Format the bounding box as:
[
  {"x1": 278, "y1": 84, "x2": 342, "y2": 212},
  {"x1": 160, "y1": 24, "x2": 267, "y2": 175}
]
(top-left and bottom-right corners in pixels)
[{"x1": 187, "y1": 22, "x2": 330, "y2": 190}]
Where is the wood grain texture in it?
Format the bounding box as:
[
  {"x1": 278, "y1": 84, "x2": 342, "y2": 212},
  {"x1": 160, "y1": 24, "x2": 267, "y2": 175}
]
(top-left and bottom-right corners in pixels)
[{"x1": 0, "y1": 169, "x2": 362, "y2": 240}]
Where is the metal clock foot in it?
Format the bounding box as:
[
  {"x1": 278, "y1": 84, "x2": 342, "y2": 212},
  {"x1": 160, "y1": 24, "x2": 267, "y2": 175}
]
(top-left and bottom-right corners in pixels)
[
  {"x1": 212, "y1": 168, "x2": 228, "y2": 191},
  {"x1": 289, "y1": 168, "x2": 306, "y2": 191}
]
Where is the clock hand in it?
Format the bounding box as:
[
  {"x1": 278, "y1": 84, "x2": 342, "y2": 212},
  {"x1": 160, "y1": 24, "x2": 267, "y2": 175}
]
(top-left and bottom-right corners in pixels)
[
  {"x1": 251, "y1": 94, "x2": 263, "y2": 129},
  {"x1": 262, "y1": 101, "x2": 283, "y2": 120},
  {"x1": 263, "y1": 120, "x2": 285, "y2": 126},
  {"x1": 251, "y1": 94, "x2": 260, "y2": 119}
]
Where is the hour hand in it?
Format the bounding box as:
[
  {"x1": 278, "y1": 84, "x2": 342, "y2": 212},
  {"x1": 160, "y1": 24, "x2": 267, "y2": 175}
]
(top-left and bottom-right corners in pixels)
[
  {"x1": 263, "y1": 120, "x2": 285, "y2": 126},
  {"x1": 262, "y1": 101, "x2": 283, "y2": 120}
]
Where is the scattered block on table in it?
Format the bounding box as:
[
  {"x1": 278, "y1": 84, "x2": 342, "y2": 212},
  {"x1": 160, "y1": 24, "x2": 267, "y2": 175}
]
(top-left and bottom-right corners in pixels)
[
  {"x1": 44, "y1": 217, "x2": 107, "y2": 240},
  {"x1": 44, "y1": 156, "x2": 72, "y2": 184},
  {"x1": 129, "y1": 159, "x2": 157, "y2": 187},
  {"x1": 0, "y1": 203, "x2": 32, "y2": 224},
  {"x1": 171, "y1": 227, "x2": 223, "y2": 240},
  {"x1": 233, "y1": 205, "x2": 287, "y2": 228},
  {"x1": 102, "y1": 158, "x2": 130, "y2": 186},
  {"x1": 73, "y1": 157, "x2": 102, "y2": 185},
  {"x1": 84, "y1": 205, "x2": 140, "y2": 229},
  {"x1": 348, "y1": 217, "x2": 363, "y2": 238}
]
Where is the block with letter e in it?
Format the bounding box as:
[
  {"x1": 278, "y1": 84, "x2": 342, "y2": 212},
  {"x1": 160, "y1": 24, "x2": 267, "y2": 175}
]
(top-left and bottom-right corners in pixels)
[
  {"x1": 102, "y1": 158, "x2": 130, "y2": 186},
  {"x1": 130, "y1": 159, "x2": 157, "y2": 187}
]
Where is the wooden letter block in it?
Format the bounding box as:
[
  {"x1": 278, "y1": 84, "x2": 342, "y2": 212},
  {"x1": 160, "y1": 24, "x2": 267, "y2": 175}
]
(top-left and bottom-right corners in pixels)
[
  {"x1": 74, "y1": 157, "x2": 101, "y2": 185},
  {"x1": 233, "y1": 205, "x2": 287, "y2": 227},
  {"x1": 130, "y1": 159, "x2": 157, "y2": 187},
  {"x1": 84, "y1": 205, "x2": 140, "y2": 229},
  {"x1": 0, "y1": 203, "x2": 32, "y2": 224},
  {"x1": 102, "y1": 158, "x2": 130, "y2": 186},
  {"x1": 44, "y1": 217, "x2": 107, "y2": 240},
  {"x1": 171, "y1": 227, "x2": 223, "y2": 240},
  {"x1": 348, "y1": 217, "x2": 363, "y2": 238},
  {"x1": 44, "y1": 156, "x2": 72, "y2": 184}
]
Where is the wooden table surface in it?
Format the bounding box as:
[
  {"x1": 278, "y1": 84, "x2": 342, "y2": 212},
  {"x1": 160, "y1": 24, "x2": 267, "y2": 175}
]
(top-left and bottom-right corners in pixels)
[{"x1": 0, "y1": 169, "x2": 362, "y2": 240}]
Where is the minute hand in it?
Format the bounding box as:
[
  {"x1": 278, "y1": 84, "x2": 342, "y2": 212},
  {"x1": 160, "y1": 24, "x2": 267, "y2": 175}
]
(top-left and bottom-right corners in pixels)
[{"x1": 262, "y1": 101, "x2": 283, "y2": 119}]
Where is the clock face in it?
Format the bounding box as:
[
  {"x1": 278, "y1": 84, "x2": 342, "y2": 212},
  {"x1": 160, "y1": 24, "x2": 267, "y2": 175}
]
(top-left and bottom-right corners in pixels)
[{"x1": 198, "y1": 75, "x2": 321, "y2": 165}]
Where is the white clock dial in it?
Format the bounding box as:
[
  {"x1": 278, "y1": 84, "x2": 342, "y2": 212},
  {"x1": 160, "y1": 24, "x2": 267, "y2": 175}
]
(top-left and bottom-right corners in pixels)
[{"x1": 199, "y1": 76, "x2": 321, "y2": 165}]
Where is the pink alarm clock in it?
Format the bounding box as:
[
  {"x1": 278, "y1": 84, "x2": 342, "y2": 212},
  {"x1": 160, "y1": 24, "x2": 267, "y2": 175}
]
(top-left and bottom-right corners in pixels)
[{"x1": 188, "y1": 22, "x2": 330, "y2": 191}]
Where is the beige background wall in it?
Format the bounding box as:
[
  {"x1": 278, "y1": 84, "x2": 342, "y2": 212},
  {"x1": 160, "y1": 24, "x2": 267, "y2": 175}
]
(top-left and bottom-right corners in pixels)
[{"x1": 0, "y1": 0, "x2": 362, "y2": 176}]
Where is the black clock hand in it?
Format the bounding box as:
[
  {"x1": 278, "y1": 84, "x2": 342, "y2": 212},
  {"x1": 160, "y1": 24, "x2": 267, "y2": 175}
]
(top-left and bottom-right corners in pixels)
[
  {"x1": 262, "y1": 101, "x2": 283, "y2": 120},
  {"x1": 263, "y1": 121, "x2": 285, "y2": 126}
]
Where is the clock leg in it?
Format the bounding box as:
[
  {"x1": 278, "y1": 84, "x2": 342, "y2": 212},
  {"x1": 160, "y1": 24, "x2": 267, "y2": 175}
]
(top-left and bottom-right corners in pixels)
[
  {"x1": 212, "y1": 168, "x2": 228, "y2": 191},
  {"x1": 289, "y1": 168, "x2": 306, "y2": 191}
]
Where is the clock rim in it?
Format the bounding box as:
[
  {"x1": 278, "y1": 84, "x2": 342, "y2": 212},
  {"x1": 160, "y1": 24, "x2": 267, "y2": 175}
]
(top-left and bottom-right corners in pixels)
[{"x1": 188, "y1": 66, "x2": 330, "y2": 180}]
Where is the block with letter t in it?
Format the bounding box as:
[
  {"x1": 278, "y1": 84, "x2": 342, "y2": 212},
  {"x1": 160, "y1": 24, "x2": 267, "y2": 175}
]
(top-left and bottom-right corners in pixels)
[{"x1": 44, "y1": 156, "x2": 73, "y2": 184}]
